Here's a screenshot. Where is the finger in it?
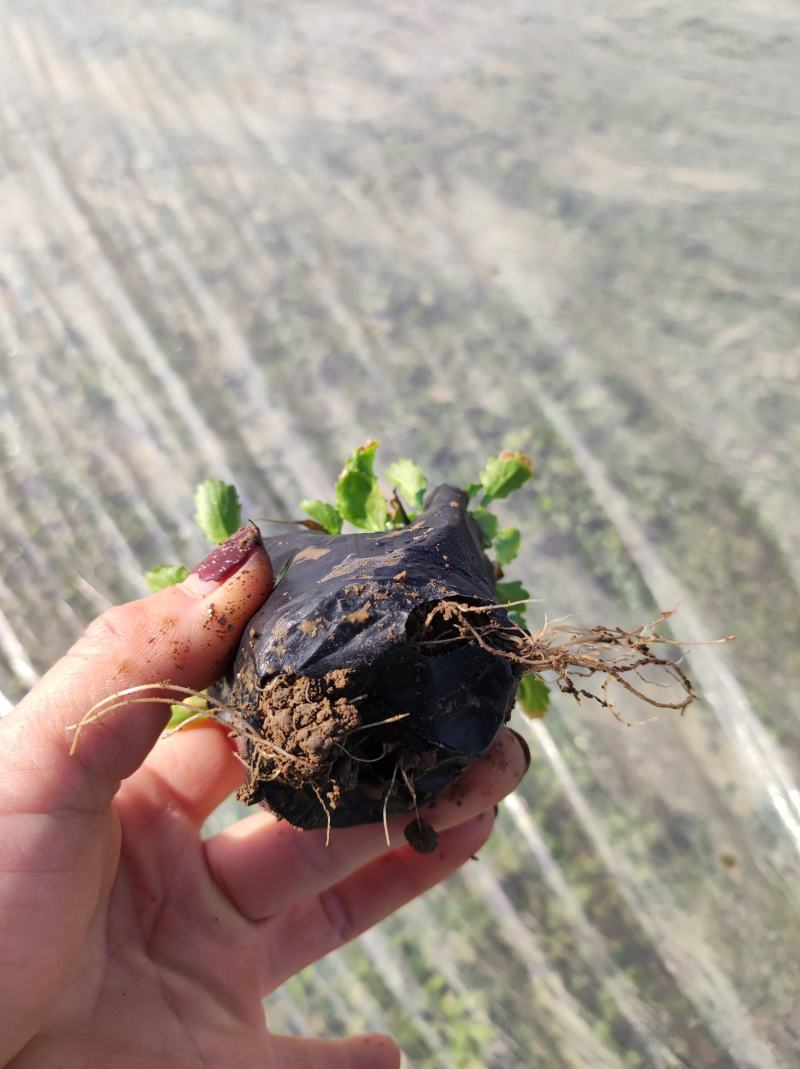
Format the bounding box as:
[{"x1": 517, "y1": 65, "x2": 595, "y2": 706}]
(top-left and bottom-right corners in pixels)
[
  {"x1": 2, "y1": 526, "x2": 271, "y2": 815},
  {"x1": 261, "y1": 809, "x2": 495, "y2": 990},
  {"x1": 205, "y1": 727, "x2": 529, "y2": 920},
  {"x1": 269, "y1": 1033, "x2": 401, "y2": 1069},
  {"x1": 119, "y1": 719, "x2": 246, "y2": 828}
]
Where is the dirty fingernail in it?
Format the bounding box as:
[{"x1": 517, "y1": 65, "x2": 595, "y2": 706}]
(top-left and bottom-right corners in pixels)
[
  {"x1": 508, "y1": 728, "x2": 531, "y2": 773},
  {"x1": 190, "y1": 525, "x2": 263, "y2": 585},
  {"x1": 493, "y1": 803, "x2": 500, "y2": 817}
]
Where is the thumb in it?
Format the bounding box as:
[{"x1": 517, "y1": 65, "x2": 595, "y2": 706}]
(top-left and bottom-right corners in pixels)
[{"x1": 3, "y1": 525, "x2": 272, "y2": 814}]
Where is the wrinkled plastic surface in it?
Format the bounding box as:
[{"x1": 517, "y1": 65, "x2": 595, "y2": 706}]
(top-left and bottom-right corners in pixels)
[
  {"x1": 1, "y1": 2, "x2": 799, "y2": 1066},
  {"x1": 226, "y1": 485, "x2": 517, "y2": 827}
]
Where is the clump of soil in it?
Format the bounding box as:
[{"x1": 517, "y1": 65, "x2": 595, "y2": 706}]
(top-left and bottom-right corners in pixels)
[
  {"x1": 235, "y1": 669, "x2": 362, "y2": 811},
  {"x1": 404, "y1": 818, "x2": 440, "y2": 854}
]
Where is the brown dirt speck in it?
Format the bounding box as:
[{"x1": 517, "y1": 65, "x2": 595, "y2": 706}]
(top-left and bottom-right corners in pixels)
[
  {"x1": 345, "y1": 604, "x2": 371, "y2": 624},
  {"x1": 295, "y1": 546, "x2": 331, "y2": 563}
]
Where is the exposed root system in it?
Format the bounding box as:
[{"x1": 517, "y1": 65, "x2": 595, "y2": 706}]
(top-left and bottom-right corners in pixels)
[{"x1": 414, "y1": 603, "x2": 730, "y2": 725}]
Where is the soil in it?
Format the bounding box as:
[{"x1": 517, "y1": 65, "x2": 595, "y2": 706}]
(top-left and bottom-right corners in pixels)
[{"x1": 404, "y1": 817, "x2": 440, "y2": 853}]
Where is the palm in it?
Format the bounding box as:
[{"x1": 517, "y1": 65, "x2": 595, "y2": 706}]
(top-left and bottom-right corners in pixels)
[{"x1": 1, "y1": 749, "x2": 255, "y2": 1067}]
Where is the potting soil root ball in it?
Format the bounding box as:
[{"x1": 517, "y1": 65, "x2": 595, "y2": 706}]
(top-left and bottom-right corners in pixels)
[{"x1": 217, "y1": 485, "x2": 520, "y2": 830}]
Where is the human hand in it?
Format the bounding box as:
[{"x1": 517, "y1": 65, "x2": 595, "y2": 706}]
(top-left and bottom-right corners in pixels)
[{"x1": 0, "y1": 528, "x2": 529, "y2": 1068}]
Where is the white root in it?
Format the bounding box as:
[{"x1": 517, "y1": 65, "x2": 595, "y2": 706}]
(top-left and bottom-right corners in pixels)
[{"x1": 383, "y1": 761, "x2": 399, "y2": 848}]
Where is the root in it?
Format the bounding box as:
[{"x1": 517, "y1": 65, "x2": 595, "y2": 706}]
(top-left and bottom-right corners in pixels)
[
  {"x1": 346, "y1": 712, "x2": 410, "y2": 733},
  {"x1": 415, "y1": 603, "x2": 733, "y2": 723},
  {"x1": 67, "y1": 682, "x2": 212, "y2": 755},
  {"x1": 311, "y1": 783, "x2": 332, "y2": 847},
  {"x1": 67, "y1": 681, "x2": 313, "y2": 774},
  {"x1": 400, "y1": 762, "x2": 420, "y2": 826},
  {"x1": 383, "y1": 761, "x2": 399, "y2": 848}
]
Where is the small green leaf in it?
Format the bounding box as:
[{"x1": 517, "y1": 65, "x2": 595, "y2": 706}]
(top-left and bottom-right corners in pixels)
[
  {"x1": 478, "y1": 450, "x2": 533, "y2": 505},
  {"x1": 194, "y1": 479, "x2": 242, "y2": 544},
  {"x1": 518, "y1": 673, "x2": 550, "y2": 718},
  {"x1": 336, "y1": 440, "x2": 388, "y2": 531},
  {"x1": 465, "y1": 482, "x2": 483, "y2": 500},
  {"x1": 496, "y1": 578, "x2": 530, "y2": 627},
  {"x1": 470, "y1": 508, "x2": 499, "y2": 548},
  {"x1": 300, "y1": 499, "x2": 342, "y2": 535},
  {"x1": 167, "y1": 692, "x2": 210, "y2": 730},
  {"x1": 386, "y1": 458, "x2": 428, "y2": 512},
  {"x1": 495, "y1": 579, "x2": 530, "y2": 606},
  {"x1": 338, "y1": 474, "x2": 387, "y2": 531},
  {"x1": 344, "y1": 439, "x2": 380, "y2": 476},
  {"x1": 146, "y1": 564, "x2": 189, "y2": 592},
  {"x1": 494, "y1": 527, "x2": 521, "y2": 565}
]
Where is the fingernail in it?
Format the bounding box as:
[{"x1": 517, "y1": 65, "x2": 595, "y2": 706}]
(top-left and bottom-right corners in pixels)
[
  {"x1": 508, "y1": 728, "x2": 531, "y2": 773},
  {"x1": 191, "y1": 525, "x2": 262, "y2": 584}
]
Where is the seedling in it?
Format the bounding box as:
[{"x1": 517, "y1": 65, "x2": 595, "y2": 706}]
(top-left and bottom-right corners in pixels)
[{"x1": 76, "y1": 444, "x2": 721, "y2": 851}]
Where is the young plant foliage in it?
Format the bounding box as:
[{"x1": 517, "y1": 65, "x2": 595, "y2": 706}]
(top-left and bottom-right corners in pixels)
[
  {"x1": 385, "y1": 458, "x2": 428, "y2": 513},
  {"x1": 518, "y1": 673, "x2": 550, "y2": 718},
  {"x1": 145, "y1": 564, "x2": 189, "y2": 592},
  {"x1": 299, "y1": 499, "x2": 343, "y2": 536},
  {"x1": 195, "y1": 479, "x2": 242, "y2": 544},
  {"x1": 335, "y1": 441, "x2": 388, "y2": 532}
]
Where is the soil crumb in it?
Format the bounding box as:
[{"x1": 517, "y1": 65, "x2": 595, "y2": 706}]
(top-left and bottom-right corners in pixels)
[
  {"x1": 345, "y1": 604, "x2": 372, "y2": 624},
  {"x1": 294, "y1": 546, "x2": 331, "y2": 564},
  {"x1": 404, "y1": 818, "x2": 439, "y2": 853}
]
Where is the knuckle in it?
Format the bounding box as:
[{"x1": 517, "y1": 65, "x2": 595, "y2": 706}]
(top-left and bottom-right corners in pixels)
[
  {"x1": 78, "y1": 606, "x2": 130, "y2": 651},
  {"x1": 316, "y1": 885, "x2": 356, "y2": 951},
  {"x1": 76, "y1": 601, "x2": 154, "y2": 659}
]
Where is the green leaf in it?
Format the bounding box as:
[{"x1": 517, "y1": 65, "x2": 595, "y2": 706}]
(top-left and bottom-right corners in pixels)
[
  {"x1": 465, "y1": 481, "x2": 483, "y2": 500},
  {"x1": 344, "y1": 439, "x2": 380, "y2": 476},
  {"x1": 495, "y1": 579, "x2": 530, "y2": 606},
  {"x1": 494, "y1": 526, "x2": 521, "y2": 565},
  {"x1": 386, "y1": 458, "x2": 428, "y2": 512},
  {"x1": 518, "y1": 673, "x2": 550, "y2": 718},
  {"x1": 146, "y1": 564, "x2": 189, "y2": 592},
  {"x1": 194, "y1": 479, "x2": 242, "y2": 544},
  {"x1": 167, "y1": 692, "x2": 210, "y2": 730},
  {"x1": 335, "y1": 440, "x2": 388, "y2": 531},
  {"x1": 300, "y1": 499, "x2": 342, "y2": 535},
  {"x1": 470, "y1": 508, "x2": 499, "y2": 548},
  {"x1": 478, "y1": 450, "x2": 533, "y2": 505},
  {"x1": 496, "y1": 578, "x2": 530, "y2": 627}
]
